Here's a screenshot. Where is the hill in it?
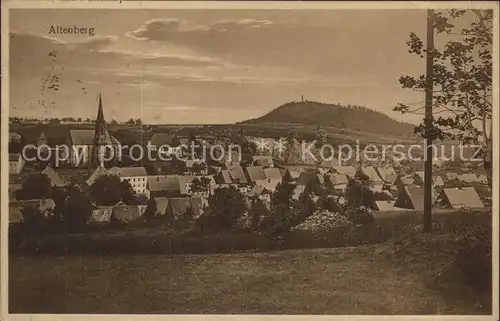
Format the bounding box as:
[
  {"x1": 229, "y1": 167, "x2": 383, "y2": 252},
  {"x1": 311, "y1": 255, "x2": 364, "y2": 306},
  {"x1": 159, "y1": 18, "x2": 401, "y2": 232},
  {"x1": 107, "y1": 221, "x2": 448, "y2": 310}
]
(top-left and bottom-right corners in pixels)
[{"x1": 241, "y1": 101, "x2": 416, "y2": 137}]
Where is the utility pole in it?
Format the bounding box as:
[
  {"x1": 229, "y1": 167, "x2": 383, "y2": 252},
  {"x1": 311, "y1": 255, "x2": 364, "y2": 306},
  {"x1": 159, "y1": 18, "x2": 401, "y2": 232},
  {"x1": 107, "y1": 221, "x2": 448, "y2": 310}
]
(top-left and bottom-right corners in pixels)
[{"x1": 423, "y1": 9, "x2": 435, "y2": 233}]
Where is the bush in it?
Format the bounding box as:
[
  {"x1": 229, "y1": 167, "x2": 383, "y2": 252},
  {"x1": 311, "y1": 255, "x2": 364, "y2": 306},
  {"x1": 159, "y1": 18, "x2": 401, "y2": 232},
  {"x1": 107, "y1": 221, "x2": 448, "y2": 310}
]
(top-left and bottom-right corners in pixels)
[
  {"x1": 345, "y1": 206, "x2": 374, "y2": 226},
  {"x1": 291, "y1": 210, "x2": 352, "y2": 233}
]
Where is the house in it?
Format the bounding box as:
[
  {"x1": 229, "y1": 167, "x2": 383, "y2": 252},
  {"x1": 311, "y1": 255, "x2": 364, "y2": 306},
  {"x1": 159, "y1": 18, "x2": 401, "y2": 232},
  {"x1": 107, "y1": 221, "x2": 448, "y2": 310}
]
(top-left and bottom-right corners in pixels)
[
  {"x1": 326, "y1": 173, "x2": 349, "y2": 190},
  {"x1": 85, "y1": 166, "x2": 114, "y2": 186},
  {"x1": 283, "y1": 168, "x2": 302, "y2": 182},
  {"x1": 374, "y1": 200, "x2": 398, "y2": 212},
  {"x1": 89, "y1": 206, "x2": 114, "y2": 223},
  {"x1": 247, "y1": 185, "x2": 272, "y2": 203},
  {"x1": 412, "y1": 171, "x2": 445, "y2": 187},
  {"x1": 245, "y1": 166, "x2": 267, "y2": 183},
  {"x1": 458, "y1": 173, "x2": 481, "y2": 184},
  {"x1": 394, "y1": 185, "x2": 438, "y2": 210},
  {"x1": 215, "y1": 169, "x2": 233, "y2": 186},
  {"x1": 114, "y1": 167, "x2": 149, "y2": 197},
  {"x1": 433, "y1": 187, "x2": 485, "y2": 210},
  {"x1": 296, "y1": 171, "x2": 322, "y2": 187},
  {"x1": 477, "y1": 175, "x2": 488, "y2": 184},
  {"x1": 112, "y1": 204, "x2": 147, "y2": 222},
  {"x1": 223, "y1": 162, "x2": 247, "y2": 184},
  {"x1": 264, "y1": 167, "x2": 282, "y2": 180},
  {"x1": 167, "y1": 197, "x2": 206, "y2": 220},
  {"x1": 41, "y1": 166, "x2": 66, "y2": 187},
  {"x1": 185, "y1": 160, "x2": 208, "y2": 175},
  {"x1": 252, "y1": 155, "x2": 274, "y2": 168},
  {"x1": 358, "y1": 166, "x2": 383, "y2": 184},
  {"x1": 394, "y1": 175, "x2": 415, "y2": 188},
  {"x1": 9, "y1": 153, "x2": 25, "y2": 174},
  {"x1": 15, "y1": 199, "x2": 56, "y2": 217},
  {"x1": 147, "y1": 175, "x2": 181, "y2": 198},
  {"x1": 332, "y1": 166, "x2": 357, "y2": 177},
  {"x1": 151, "y1": 197, "x2": 170, "y2": 216},
  {"x1": 375, "y1": 166, "x2": 398, "y2": 185},
  {"x1": 255, "y1": 178, "x2": 281, "y2": 192},
  {"x1": 67, "y1": 127, "x2": 121, "y2": 167}
]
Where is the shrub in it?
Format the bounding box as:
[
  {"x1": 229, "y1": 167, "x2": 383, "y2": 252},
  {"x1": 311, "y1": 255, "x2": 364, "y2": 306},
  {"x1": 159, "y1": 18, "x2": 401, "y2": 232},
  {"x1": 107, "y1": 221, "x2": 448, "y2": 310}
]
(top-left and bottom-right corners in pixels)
[
  {"x1": 345, "y1": 206, "x2": 375, "y2": 226},
  {"x1": 291, "y1": 210, "x2": 352, "y2": 233}
]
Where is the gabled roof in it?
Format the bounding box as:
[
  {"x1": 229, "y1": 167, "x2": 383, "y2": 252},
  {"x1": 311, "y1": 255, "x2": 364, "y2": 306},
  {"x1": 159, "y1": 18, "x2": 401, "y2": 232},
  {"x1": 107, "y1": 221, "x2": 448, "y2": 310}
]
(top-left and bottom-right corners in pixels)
[
  {"x1": 359, "y1": 166, "x2": 383, "y2": 182},
  {"x1": 246, "y1": 166, "x2": 266, "y2": 182},
  {"x1": 112, "y1": 205, "x2": 145, "y2": 222},
  {"x1": 374, "y1": 200, "x2": 397, "y2": 211},
  {"x1": 216, "y1": 170, "x2": 233, "y2": 184},
  {"x1": 437, "y1": 187, "x2": 485, "y2": 209},
  {"x1": 395, "y1": 185, "x2": 438, "y2": 210},
  {"x1": 376, "y1": 166, "x2": 398, "y2": 184},
  {"x1": 154, "y1": 197, "x2": 170, "y2": 215},
  {"x1": 90, "y1": 206, "x2": 113, "y2": 223},
  {"x1": 264, "y1": 168, "x2": 282, "y2": 180},
  {"x1": 332, "y1": 166, "x2": 357, "y2": 177},
  {"x1": 458, "y1": 173, "x2": 481, "y2": 183},
  {"x1": 255, "y1": 178, "x2": 281, "y2": 192},
  {"x1": 69, "y1": 129, "x2": 119, "y2": 146},
  {"x1": 252, "y1": 155, "x2": 274, "y2": 167},
  {"x1": 224, "y1": 162, "x2": 247, "y2": 183},
  {"x1": 41, "y1": 166, "x2": 66, "y2": 187},
  {"x1": 167, "y1": 197, "x2": 192, "y2": 219},
  {"x1": 86, "y1": 166, "x2": 114, "y2": 186},
  {"x1": 248, "y1": 186, "x2": 265, "y2": 198},
  {"x1": 147, "y1": 175, "x2": 180, "y2": 192},
  {"x1": 327, "y1": 173, "x2": 349, "y2": 185}
]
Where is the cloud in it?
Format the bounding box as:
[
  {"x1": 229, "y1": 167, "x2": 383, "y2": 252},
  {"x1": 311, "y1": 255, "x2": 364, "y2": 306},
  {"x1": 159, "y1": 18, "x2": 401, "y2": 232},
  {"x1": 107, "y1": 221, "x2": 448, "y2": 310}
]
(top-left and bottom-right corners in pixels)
[
  {"x1": 127, "y1": 18, "x2": 274, "y2": 41},
  {"x1": 66, "y1": 36, "x2": 119, "y2": 52}
]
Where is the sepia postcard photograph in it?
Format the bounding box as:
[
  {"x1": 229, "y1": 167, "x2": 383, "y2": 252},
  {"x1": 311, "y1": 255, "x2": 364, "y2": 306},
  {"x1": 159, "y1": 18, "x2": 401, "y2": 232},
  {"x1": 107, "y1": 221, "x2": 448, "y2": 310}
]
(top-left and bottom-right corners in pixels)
[{"x1": 1, "y1": 1, "x2": 499, "y2": 319}]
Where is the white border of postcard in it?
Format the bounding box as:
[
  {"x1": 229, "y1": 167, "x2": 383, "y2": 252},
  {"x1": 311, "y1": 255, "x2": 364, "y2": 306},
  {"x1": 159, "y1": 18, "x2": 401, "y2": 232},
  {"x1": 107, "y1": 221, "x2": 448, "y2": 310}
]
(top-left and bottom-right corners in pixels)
[{"x1": 1, "y1": 1, "x2": 499, "y2": 321}]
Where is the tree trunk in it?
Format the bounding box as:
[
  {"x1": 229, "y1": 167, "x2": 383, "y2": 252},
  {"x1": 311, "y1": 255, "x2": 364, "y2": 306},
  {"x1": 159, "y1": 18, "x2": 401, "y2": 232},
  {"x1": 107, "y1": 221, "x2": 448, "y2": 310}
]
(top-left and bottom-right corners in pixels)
[{"x1": 483, "y1": 139, "x2": 492, "y2": 189}]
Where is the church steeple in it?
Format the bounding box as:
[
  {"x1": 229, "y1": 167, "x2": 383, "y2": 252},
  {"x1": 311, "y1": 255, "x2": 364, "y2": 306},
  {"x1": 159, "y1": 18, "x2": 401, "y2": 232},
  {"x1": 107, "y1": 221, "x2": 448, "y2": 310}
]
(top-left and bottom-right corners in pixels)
[
  {"x1": 91, "y1": 93, "x2": 112, "y2": 167},
  {"x1": 96, "y1": 93, "x2": 105, "y2": 123}
]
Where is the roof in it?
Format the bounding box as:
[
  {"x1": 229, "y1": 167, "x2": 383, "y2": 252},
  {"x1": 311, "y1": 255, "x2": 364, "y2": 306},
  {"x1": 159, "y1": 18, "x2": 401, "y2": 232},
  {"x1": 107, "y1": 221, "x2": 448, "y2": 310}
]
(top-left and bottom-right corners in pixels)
[
  {"x1": 147, "y1": 175, "x2": 181, "y2": 192},
  {"x1": 458, "y1": 173, "x2": 480, "y2": 183},
  {"x1": 224, "y1": 162, "x2": 247, "y2": 183},
  {"x1": 69, "y1": 129, "x2": 114, "y2": 146},
  {"x1": 89, "y1": 206, "x2": 113, "y2": 223},
  {"x1": 376, "y1": 166, "x2": 398, "y2": 184},
  {"x1": 255, "y1": 178, "x2": 281, "y2": 192},
  {"x1": 252, "y1": 155, "x2": 274, "y2": 166},
  {"x1": 328, "y1": 173, "x2": 349, "y2": 185},
  {"x1": 9, "y1": 153, "x2": 22, "y2": 162},
  {"x1": 185, "y1": 159, "x2": 205, "y2": 168},
  {"x1": 248, "y1": 186, "x2": 265, "y2": 197},
  {"x1": 216, "y1": 170, "x2": 233, "y2": 184},
  {"x1": 264, "y1": 168, "x2": 282, "y2": 180},
  {"x1": 168, "y1": 197, "x2": 192, "y2": 219},
  {"x1": 86, "y1": 166, "x2": 114, "y2": 186},
  {"x1": 112, "y1": 205, "x2": 146, "y2": 222},
  {"x1": 19, "y1": 199, "x2": 56, "y2": 212},
  {"x1": 41, "y1": 166, "x2": 66, "y2": 187},
  {"x1": 9, "y1": 132, "x2": 22, "y2": 141},
  {"x1": 374, "y1": 200, "x2": 397, "y2": 211},
  {"x1": 38, "y1": 131, "x2": 47, "y2": 140},
  {"x1": 396, "y1": 185, "x2": 438, "y2": 210},
  {"x1": 116, "y1": 166, "x2": 148, "y2": 177},
  {"x1": 154, "y1": 197, "x2": 170, "y2": 215},
  {"x1": 439, "y1": 187, "x2": 485, "y2": 209},
  {"x1": 332, "y1": 166, "x2": 357, "y2": 176},
  {"x1": 246, "y1": 166, "x2": 266, "y2": 182},
  {"x1": 359, "y1": 166, "x2": 382, "y2": 182},
  {"x1": 150, "y1": 134, "x2": 180, "y2": 147},
  {"x1": 296, "y1": 172, "x2": 319, "y2": 186}
]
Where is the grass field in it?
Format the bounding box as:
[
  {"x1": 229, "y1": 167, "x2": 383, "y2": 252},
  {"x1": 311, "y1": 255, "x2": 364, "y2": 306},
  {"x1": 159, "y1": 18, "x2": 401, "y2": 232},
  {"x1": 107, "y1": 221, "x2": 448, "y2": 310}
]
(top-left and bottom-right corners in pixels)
[{"x1": 9, "y1": 238, "x2": 490, "y2": 315}]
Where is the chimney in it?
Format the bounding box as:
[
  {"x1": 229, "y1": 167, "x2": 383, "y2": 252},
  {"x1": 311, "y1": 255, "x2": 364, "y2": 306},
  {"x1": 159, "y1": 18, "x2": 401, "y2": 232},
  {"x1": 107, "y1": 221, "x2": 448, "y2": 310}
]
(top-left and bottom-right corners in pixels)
[{"x1": 301, "y1": 95, "x2": 304, "y2": 102}]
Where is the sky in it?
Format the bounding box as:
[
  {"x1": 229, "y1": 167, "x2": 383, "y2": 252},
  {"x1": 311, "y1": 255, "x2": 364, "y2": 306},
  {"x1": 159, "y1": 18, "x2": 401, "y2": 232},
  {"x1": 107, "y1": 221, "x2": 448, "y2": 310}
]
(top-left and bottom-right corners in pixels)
[{"x1": 9, "y1": 9, "x2": 458, "y2": 125}]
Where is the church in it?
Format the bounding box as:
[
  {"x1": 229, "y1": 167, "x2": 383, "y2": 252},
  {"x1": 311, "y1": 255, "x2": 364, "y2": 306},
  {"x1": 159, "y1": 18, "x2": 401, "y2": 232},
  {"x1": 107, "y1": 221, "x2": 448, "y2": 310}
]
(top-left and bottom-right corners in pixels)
[{"x1": 66, "y1": 94, "x2": 121, "y2": 167}]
